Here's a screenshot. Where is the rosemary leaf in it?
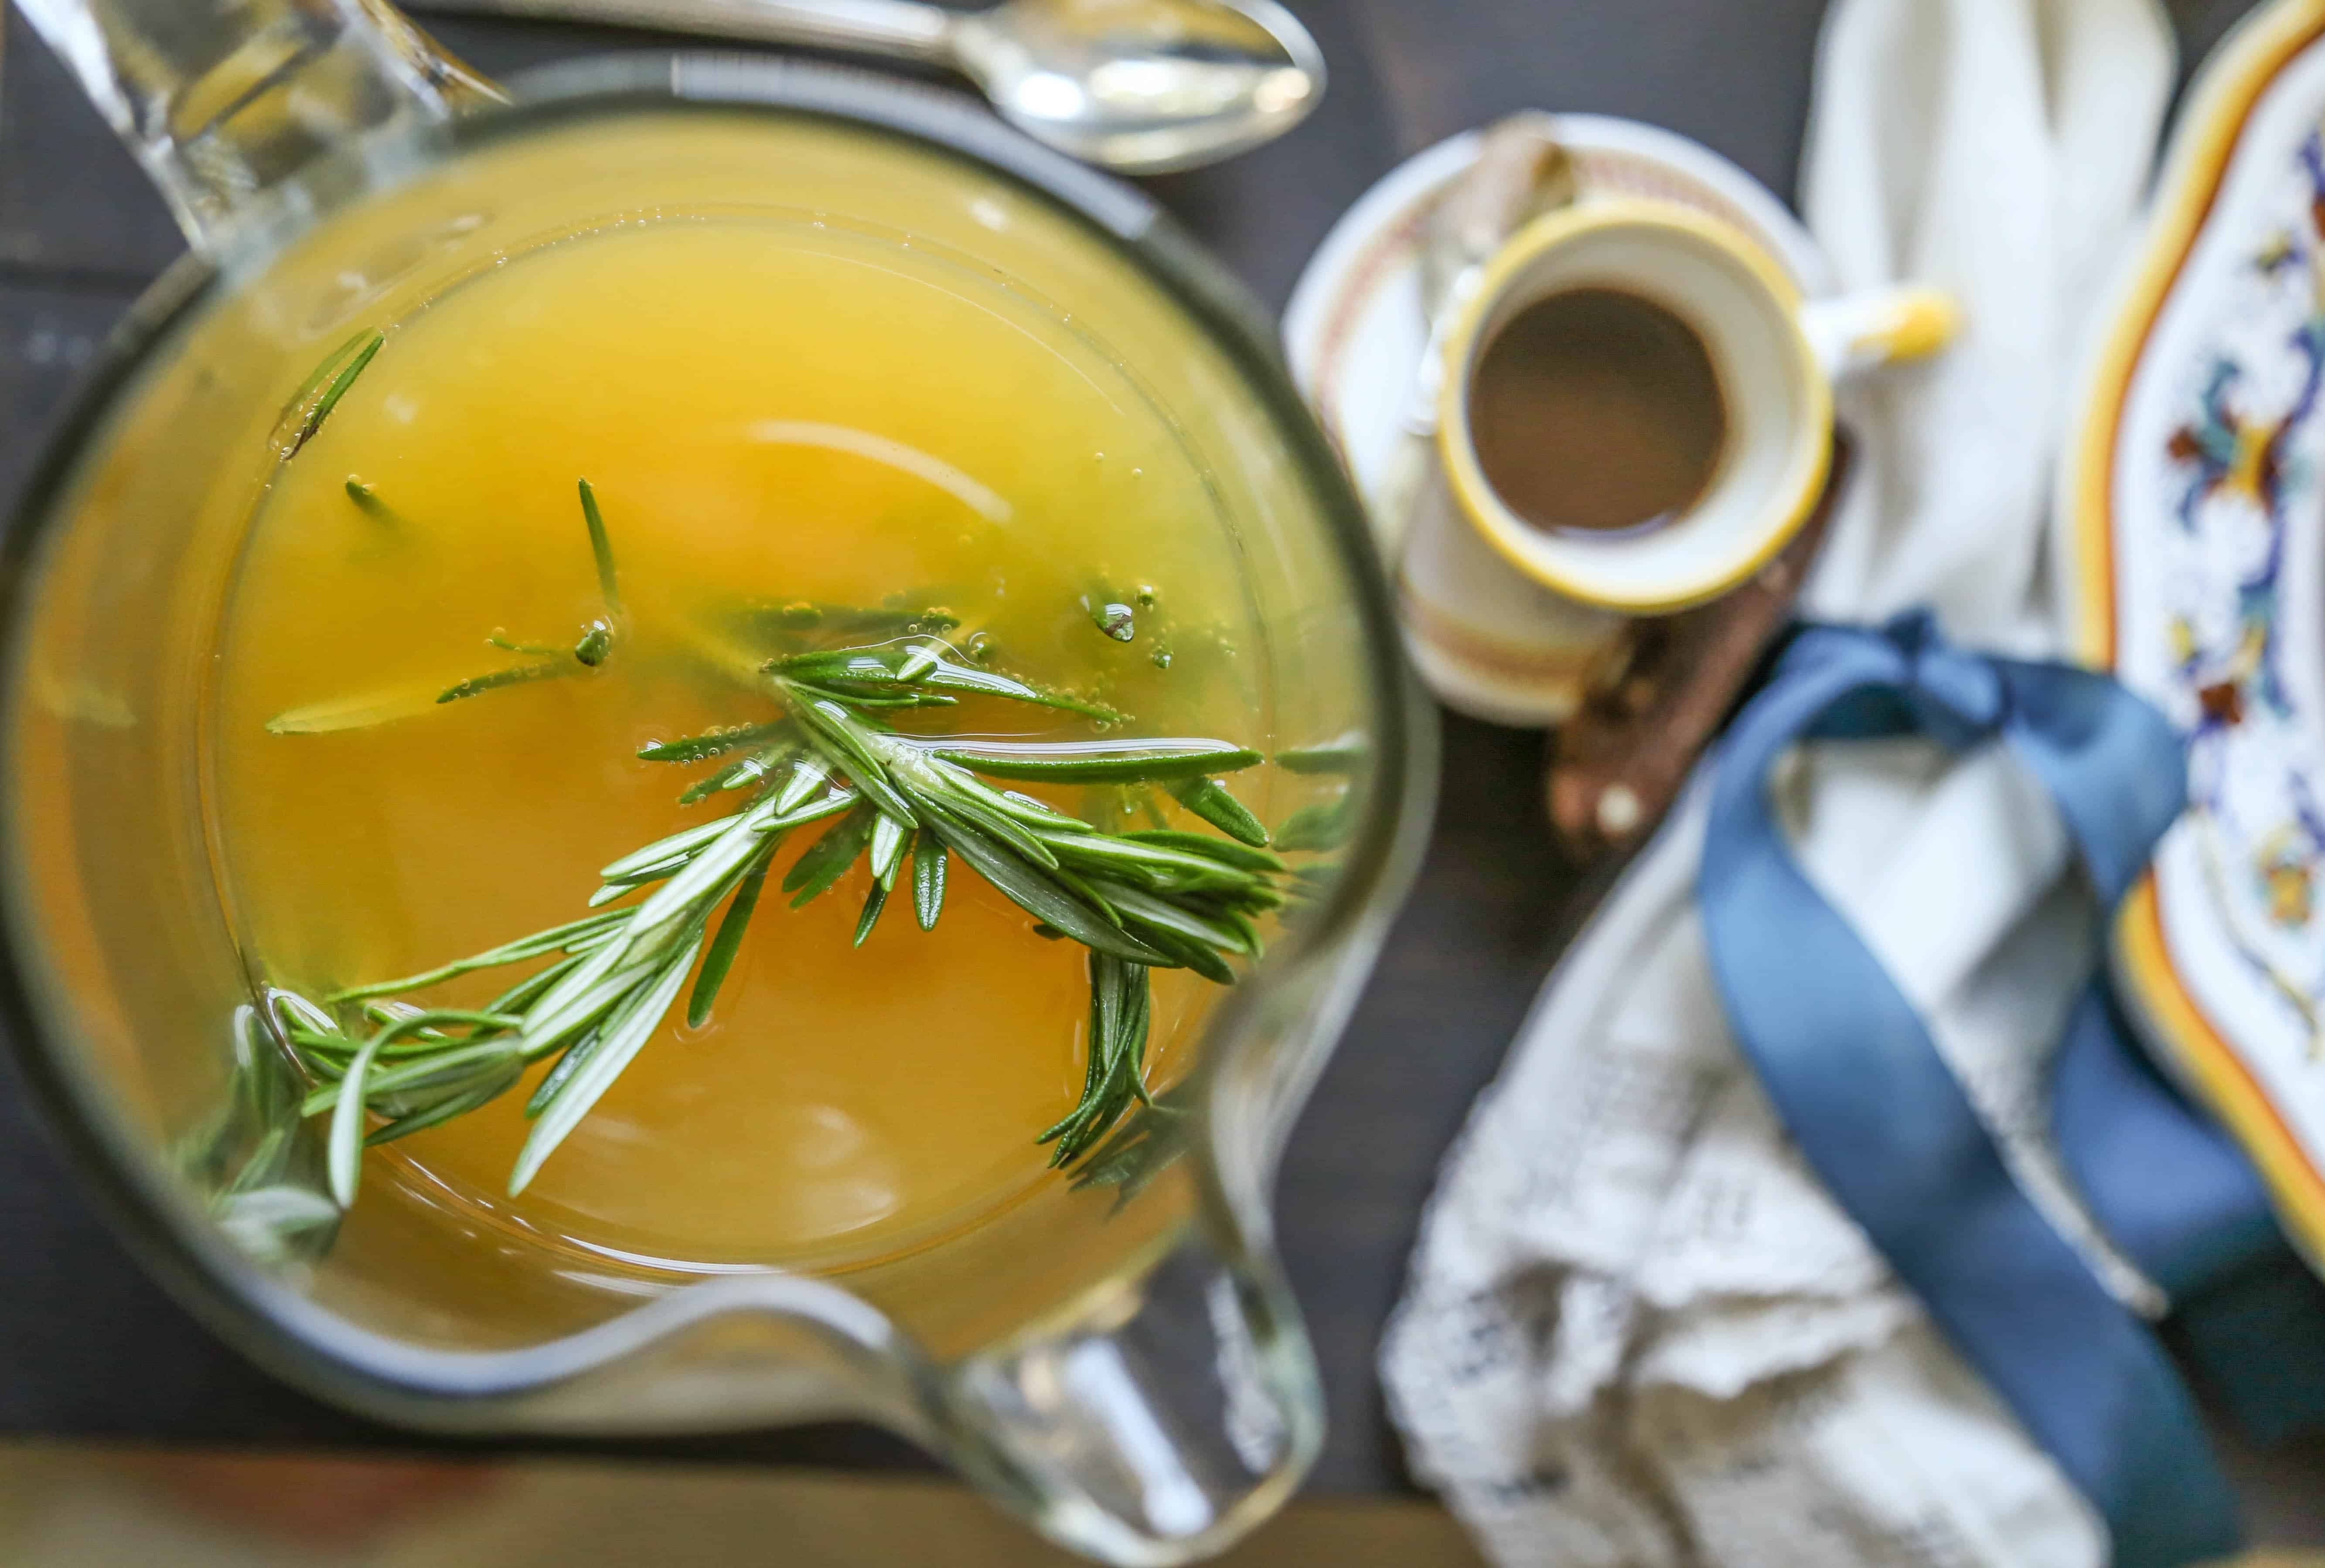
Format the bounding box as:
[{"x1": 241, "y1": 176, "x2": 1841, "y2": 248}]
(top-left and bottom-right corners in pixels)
[
  {"x1": 920, "y1": 803, "x2": 1169, "y2": 965},
  {"x1": 589, "y1": 877, "x2": 656, "y2": 908},
  {"x1": 1086, "y1": 875, "x2": 1252, "y2": 956},
  {"x1": 689, "y1": 844, "x2": 774, "y2": 1027},
  {"x1": 1043, "y1": 833, "x2": 1254, "y2": 895},
  {"x1": 365, "y1": 1061, "x2": 524, "y2": 1146},
  {"x1": 733, "y1": 601, "x2": 960, "y2": 645},
  {"x1": 485, "y1": 951, "x2": 588, "y2": 1017},
  {"x1": 783, "y1": 681, "x2": 958, "y2": 711},
  {"x1": 320, "y1": 1008, "x2": 514, "y2": 1205},
  {"x1": 677, "y1": 743, "x2": 794, "y2": 806},
  {"x1": 853, "y1": 881, "x2": 890, "y2": 947},
  {"x1": 1067, "y1": 1098, "x2": 1190, "y2": 1204},
  {"x1": 301, "y1": 1019, "x2": 523, "y2": 1117},
  {"x1": 1275, "y1": 792, "x2": 1356, "y2": 854},
  {"x1": 511, "y1": 938, "x2": 699, "y2": 1194},
  {"x1": 774, "y1": 756, "x2": 833, "y2": 813},
  {"x1": 915, "y1": 663, "x2": 1123, "y2": 720},
  {"x1": 577, "y1": 479, "x2": 624, "y2": 619},
  {"x1": 266, "y1": 681, "x2": 448, "y2": 736},
  {"x1": 1275, "y1": 734, "x2": 1367, "y2": 775},
  {"x1": 525, "y1": 1034, "x2": 597, "y2": 1119},
  {"x1": 601, "y1": 816, "x2": 743, "y2": 881},
  {"x1": 785, "y1": 802, "x2": 877, "y2": 907},
  {"x1": 627, "y1": 793, "x2": 849, "y2": 952},
  {"x1": 998, "y1": 789, "x2": 1080, "y2": 824},
  {"x1": 272, "y1": 989, "x2": 340, "y2": 1037},
  {"x1": 637, "y1": 721, "x2": 791, "y2": 765},
  {"x1": 281, "y1": 329, "x2": 384, "y2": 459},
  {"x1": 771, "y1": 646, "x2": 1122, "y2": 722},
  {"x1": 324, "y1": 1027, "x2": 379, "y2": 1207},
  {"x1": 1045, "y1": 860, "x2": 1128, "y2": 931},
  {"x1": 906, "y1": 758, "x2": 1086, "y2": 850},
  {"x1": 924, "y1": 738, "x2": 1261, "y2": 783},
  {"x1": 789, "y1": 701, "x2": 920, "y2": 823},
  {"x1": 869, "y1": 815, "x2": 910, "y2": 888},
  {"x1": 920, "y1": 775, "x2": 1062, "y2": 871},
  {"x1": 1046, "y1": 955, "x2": 1111, "y2": 1146},
  {"x1": 1213, "y1": 906, "x2": 1265, "y2": 959},
  {"x1": 676, "y1": 756, "x2": 750, "y2": 808},
  {"x1": 1135, "y1": 925, "x2": 1238, "y2": 986},
  {"x1": 913, "y1": 835, "x2": 948, "y2": 930},
  {"x1": 344, "y1": 477, "x2": 404, "y2": 526},
  {"x1": 361, "y1": 1000, "x2": 448, "y2": 1037},
  {"x1": 1118, "y1": 830, "x2": 1288, "y2": 874},
  {"x1": 438, "y1": 661, "x2": 571, "y2": 704},
  {"x1": 1168, "y1": 776, "x2": 1270, "y2": 847},
  {"x1": 1041, "y1": 953, "x2": 1152, "y2": 1163},
  {"x1": 327, "y1": 911, "x2": 629, "y2": 1003},
  {"x1": 495, "y1": 936, "x2": 635, "y2": 1053}
]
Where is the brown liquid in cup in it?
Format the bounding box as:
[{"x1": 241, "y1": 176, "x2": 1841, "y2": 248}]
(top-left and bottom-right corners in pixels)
[{"x1": 1469, "y1": 286, "x2": 1727, "y2": 537}]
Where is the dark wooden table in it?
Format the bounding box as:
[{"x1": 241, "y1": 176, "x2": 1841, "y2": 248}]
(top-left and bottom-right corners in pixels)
[{"x1": 0, "y1": 0, "x2": 2311, "y2": 1524}]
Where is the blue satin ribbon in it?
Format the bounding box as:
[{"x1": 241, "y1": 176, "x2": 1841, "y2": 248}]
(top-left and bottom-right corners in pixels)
[
  {"x1": 2055, "y1": 989, "x2": 2325, "y2": 1445},
  {"x1": 1697, "y1": 611, "x2": 2257, "y2": 1567}
]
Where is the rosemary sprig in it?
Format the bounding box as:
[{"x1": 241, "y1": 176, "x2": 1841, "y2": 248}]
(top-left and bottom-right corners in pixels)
[
  {"x1": 269, "y1": 483, "x2": 629, "y2": 733},
  {"x1": 437, "y1": 482, "x2": 624, "y2": 701},
  {"x1": 251, "y1": 455, "x2": 1301, "y2": 1207},
  {"x1": 280, "y1": 621, "x2": 1285, "y2": 1205}
]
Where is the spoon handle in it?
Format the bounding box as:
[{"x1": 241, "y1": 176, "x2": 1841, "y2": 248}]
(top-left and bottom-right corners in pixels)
[{"x1": 408, "y1": 0, "x2": 958, "y2": 65}]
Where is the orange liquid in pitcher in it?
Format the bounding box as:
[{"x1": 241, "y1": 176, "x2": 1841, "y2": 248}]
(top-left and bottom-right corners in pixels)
[{"x1": 206, "y1": 218, "x2": 1266, "y2": 1272}]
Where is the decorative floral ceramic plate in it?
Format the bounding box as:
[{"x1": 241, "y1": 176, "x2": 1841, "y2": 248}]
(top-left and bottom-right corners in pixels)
[{"x1": 2062, "y1": 0, "x2": 2325, "y2": 1262}]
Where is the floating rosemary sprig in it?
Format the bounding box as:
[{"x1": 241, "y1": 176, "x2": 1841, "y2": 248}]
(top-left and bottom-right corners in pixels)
[
  {"x1": 264, "y1": 481, "x2": 625, "y2": 735},
  {"x1": 257, "y1": 512, "x2": 1289, "y2": 1205},
  {"x1": 440, "y1": 478, "x2": 624, "y2": 701}
]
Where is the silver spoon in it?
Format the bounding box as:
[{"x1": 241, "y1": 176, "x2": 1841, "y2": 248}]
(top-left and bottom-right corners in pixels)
[{"x1": 408, "y1": 0, "x2": 1326, "y2": 173}]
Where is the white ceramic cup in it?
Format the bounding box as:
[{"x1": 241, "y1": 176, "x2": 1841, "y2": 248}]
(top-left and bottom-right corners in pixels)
[{"x1": 1402, "y1": 198, "x2": 1955, "y2": 726}]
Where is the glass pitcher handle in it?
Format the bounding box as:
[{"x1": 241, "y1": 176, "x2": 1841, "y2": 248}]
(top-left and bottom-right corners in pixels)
[
  {"x1": 13, "y1": 0, "x2": 499, "y2": 253},
  {"x1": 938, "y1": 1216, "x2": 1324, "y2": 1566}
]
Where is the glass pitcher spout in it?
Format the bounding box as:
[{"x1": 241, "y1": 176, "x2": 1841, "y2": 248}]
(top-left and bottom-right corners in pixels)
[
  {"x1": 407, "y1": 1196, "x2": 1327, "y2": 1565},
  {"x1": 937, "y1": 1213, "x2": 1324, "y2": 1564},
  {"x1": 12, "y1": 0, "x2": 496, "y2": 251}
]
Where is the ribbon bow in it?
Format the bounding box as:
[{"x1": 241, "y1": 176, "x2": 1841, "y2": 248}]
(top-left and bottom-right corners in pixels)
[{"x1": 1698, "y1": 611, "x2": 2325, "y2": 1568}]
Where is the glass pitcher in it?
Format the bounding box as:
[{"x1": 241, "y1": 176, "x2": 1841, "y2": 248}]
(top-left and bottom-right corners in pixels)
[{"x1": 0, "y1": 1, "x2": 1434, "y2": 1562}]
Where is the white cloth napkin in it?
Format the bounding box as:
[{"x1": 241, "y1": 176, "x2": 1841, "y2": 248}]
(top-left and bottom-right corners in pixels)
[{"x1": 1378, "y1": 3, "x2": 2178, "y2": 1565}]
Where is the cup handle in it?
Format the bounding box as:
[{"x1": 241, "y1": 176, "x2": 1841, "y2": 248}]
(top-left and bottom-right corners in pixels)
[{"x1": 1800, "y1": 286, "x2": 1961, "y2": 381}]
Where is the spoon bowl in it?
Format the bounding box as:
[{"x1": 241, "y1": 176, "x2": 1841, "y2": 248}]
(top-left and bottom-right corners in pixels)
[{"x1": 954, "y1": 0, "x2": 1325, "y2": 173}]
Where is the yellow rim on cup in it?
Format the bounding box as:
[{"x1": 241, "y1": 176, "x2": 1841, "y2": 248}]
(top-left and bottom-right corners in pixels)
[{"x1": 1434, "y1": 199, "x2": 1833, "y2": 614}]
